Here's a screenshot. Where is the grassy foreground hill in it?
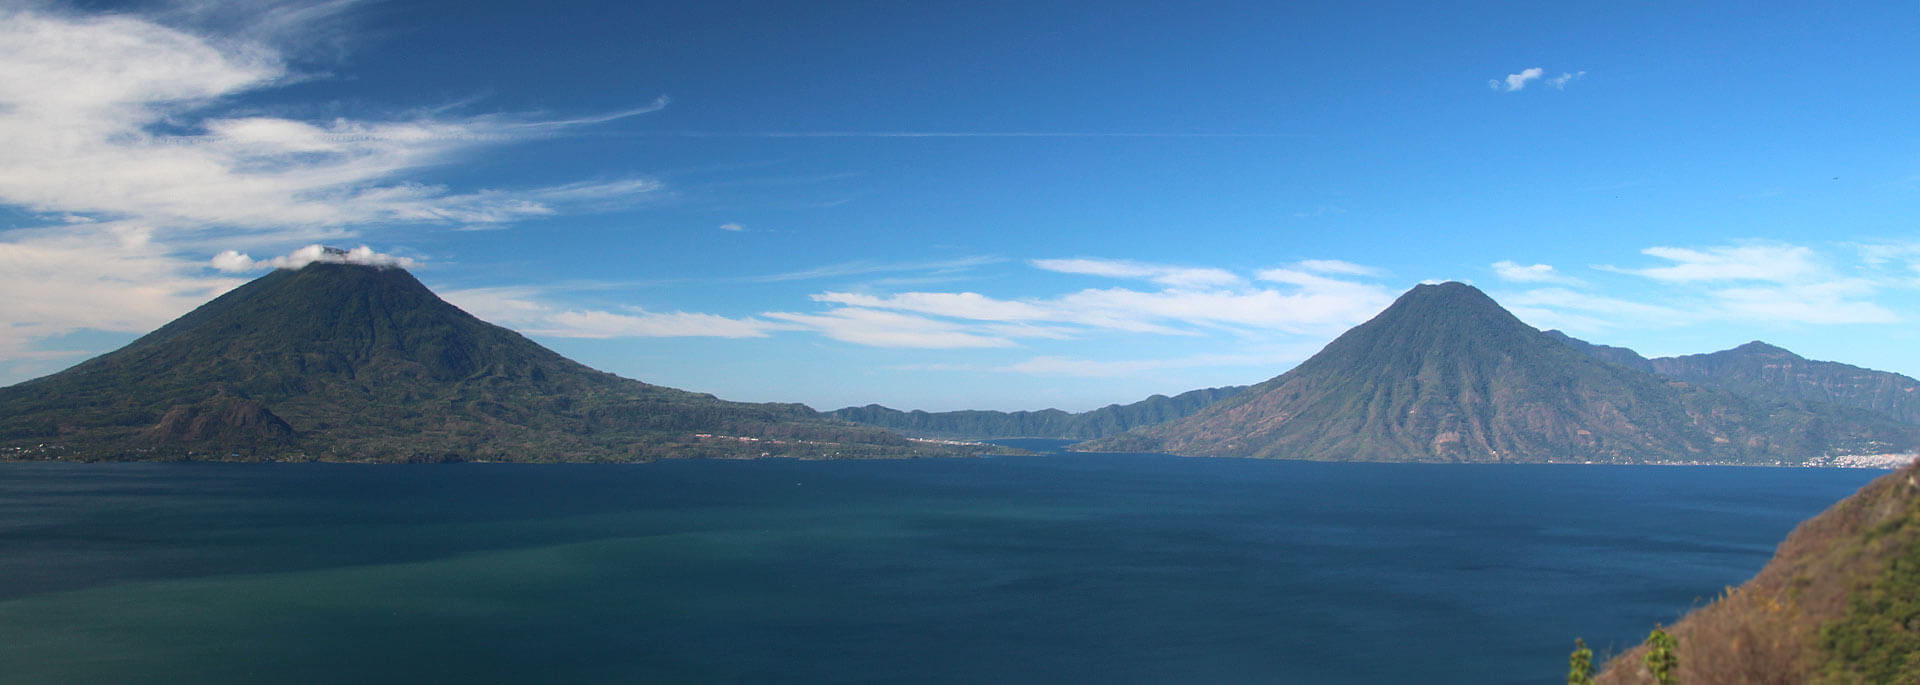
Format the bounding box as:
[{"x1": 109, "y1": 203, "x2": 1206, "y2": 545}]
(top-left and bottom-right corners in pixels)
[
  {"x1": 1078, "y1": 282, "x2": 1919, "y2": 463},
  {"x1": 1594, "y1": 460, "x2": 1920, "y2": 684},
  {"x1": 0, "y1": 262, "x2": 979, "y2": 462}
]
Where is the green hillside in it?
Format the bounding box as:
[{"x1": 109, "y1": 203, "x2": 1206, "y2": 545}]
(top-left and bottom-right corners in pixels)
[
  {"x1": 0, "y1": 262, "x2": 976, "y2": 462},
  {"x1": 1079, "y1": 282, "x2": 1919, "y2": 463},
  {"x1": 828, "y1": 385, "x2": 1245, "y2": 439}
]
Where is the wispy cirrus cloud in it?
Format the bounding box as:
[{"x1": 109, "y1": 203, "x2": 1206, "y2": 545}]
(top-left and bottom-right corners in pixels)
[
  {"x1": 1032, "y1": 257, "x2": 1243, "y2": 289},
  {"x1": 761, "y1": 308, "x2": 1018, "y2": 349},
  {"x1": 0, "y1": 3, "x2": 671, "y2": 384},
  {"x1": 1294, "y1": 259, "x2": 1380, "y2": 277},
  {"x1": 747, "y1": 256, "x2": 1004, "y2": 283},
  {"x1": 1504, "y1": 242, "x2": 1913, "y2": 333},
  {"x1": 795, "y1": 257, "x2": 1398, "y2": 348},
  {"x1": 449, "y1": 257, "x2": 1399, "y2": 356},
  {"x1": 1856, "y1": 241, "x2": 1920, "y2": 285},
  {"x1": 440, "y1": 286, "x2": 777, "y2": 340},
  {"x1": 630, "y1": 131, "x2": 1292, "y2": 139},
  {"x1": 1601, "y1": 244, "x2": 1822, "y2": 283},
  {"x1": 0, "y1": 5, "x2": 664, "y2": 232},
  {"x1": 996, "y1": 345, "x2": 1325, "y2": 378}
]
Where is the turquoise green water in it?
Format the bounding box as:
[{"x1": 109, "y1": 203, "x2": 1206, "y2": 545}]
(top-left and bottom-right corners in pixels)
[{"x1": 0, "y1": 453, "x2": 1883, "y2": 683}]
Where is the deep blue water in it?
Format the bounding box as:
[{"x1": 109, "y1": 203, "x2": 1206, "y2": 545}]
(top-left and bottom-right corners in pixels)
[{"x1": 0, "y1": 448, "x2": 1885, "y2": 683}]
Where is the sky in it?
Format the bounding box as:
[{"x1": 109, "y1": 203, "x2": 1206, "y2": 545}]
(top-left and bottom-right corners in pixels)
[{"x1": 1, "y1": 0, "x2": 1917, "y2": 412}]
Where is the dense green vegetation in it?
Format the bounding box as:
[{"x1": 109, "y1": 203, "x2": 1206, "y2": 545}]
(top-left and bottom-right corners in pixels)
[
  {"x1": 1081, "y1": 282, "x2": 1920, "y2": 463},
  {"x1": 1643, "y1": 627, "x2": 1678, "y2": 685},
  {"x1": 1816, "y1": 500, "x2": 1920, "y2": 682},
  {"x1": 1569, "y1": 638, "x2": 1596, "y2": 685},
  {"x1": 0, "y1": 263, "x2": 980, "y2": 462},
  {"x1": 827, "y1": 386, "x2": 1244, "y2": 439}
]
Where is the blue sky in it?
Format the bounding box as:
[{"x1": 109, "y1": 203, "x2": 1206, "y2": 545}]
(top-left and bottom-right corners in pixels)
[{"x1": 1, "y1": 0, "x2": 1917, "y2": 411}]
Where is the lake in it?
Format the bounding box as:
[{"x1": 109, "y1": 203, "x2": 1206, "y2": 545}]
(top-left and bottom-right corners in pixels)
[{"x1": 0, "y1": 446, "x2": 1884, "y2": 683}]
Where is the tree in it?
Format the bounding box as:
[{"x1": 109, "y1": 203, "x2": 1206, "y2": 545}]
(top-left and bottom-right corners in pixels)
[
  {"x1": 1568, "y1": 638, "x2": 1595, "y2": 685},
  {"x1": 1644, "y1": 625, "x2": 1679, "y2": 684}
]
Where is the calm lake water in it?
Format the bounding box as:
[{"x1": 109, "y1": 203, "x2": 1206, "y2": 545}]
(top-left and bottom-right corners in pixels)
[{"x1": 0, "y1": 445, "x2": 1884, "y2": 683}]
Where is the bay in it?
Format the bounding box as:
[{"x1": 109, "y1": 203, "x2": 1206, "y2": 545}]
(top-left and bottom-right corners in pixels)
[{"x1": 0, "y1": 447, "x2": 1882, "y2": 683}]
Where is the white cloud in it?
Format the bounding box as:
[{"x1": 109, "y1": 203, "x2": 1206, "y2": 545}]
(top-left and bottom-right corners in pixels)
[
  {"x1": 719, "y1": 222, "x2": 745, "y2": 232},
  {"x1": 748, "y1": 256, "x2": 1003, "y2": 283},
  {"x1": 1031, "y1": 257, "x2": 1244, "y2": 289},
  {"x1": 1492, "y1": 260, "x2": 1583, "y2": 285},
  {"x1": 1503, "y1": 287, "x2": 1686, "y2": 322},
  {"x1": 0, "y1": 4, "x2": 670, "y2": 380},
  {"x1": 998, "y1": 346, "x2": 1321, "y2": 378},
  {"x1": 1606, "y1": 244, "x2": 1820, "y2": 282},
  {"x1": 210, "y1": 244, "x2": 416, "y2": 272},
  {"x1": 814, "y1": 291, "x2": 1060, "y2": 325},
  {"x1": 762, "y1": 309, "x2": 1017, "y2": 349},
  {"x1": 1294, "y1": 259, "x2": 1381, "y2": 277},
  {"x1": 1547, "y1": 71, "x2": 1586, "y2": 89},
  {"x1": 525, "y1": 178, "x2": 665, "y2": 206},
  {"x1": 1490, "y1": 67, "x2": 1545, "y2": 92},
  {"x1": 439, "y1": 286, "x2": 776, "y2": 339},
  {"x1": 1855, "y1": 241, "x2": 1920, "y2": 284},
  {"x1": 0, "y1": 7, "x2": 664, "y2": 231},
  {"x1": 0, "y1": 221, "x2": 246, "y2": 383},
  {"x1": 1509, "y1": 241, "x2": 1918, "y2": 331},
  {"x1": 813, "y1": 262, "x2": 1395, "y2": 339},
  {"x1": 542, "y1": 309, "x2": 774, "y2": 339},
  {"x1": 1711, "y1": 281, "x2": 1898, "y2": 325}
]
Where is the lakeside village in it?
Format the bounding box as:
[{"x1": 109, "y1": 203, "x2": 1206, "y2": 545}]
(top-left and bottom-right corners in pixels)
[
  {"x1": 688, "y1": 433, "x2": 990, "y2": 459},
  {"x1": 6, "y1": 439, "x2": 1911, "y2": 468}
]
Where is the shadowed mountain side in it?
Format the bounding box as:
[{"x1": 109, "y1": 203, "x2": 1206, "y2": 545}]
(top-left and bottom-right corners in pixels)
[
  {"x1": 828, "y1": 386, "x2": 1246, "y2": 440},
  {"x1": 1594, "y1": 461, "x2": 1920, "y2": 684},
  {"x1": 1078, "y1": 283, "x2": 1920, "y2": 463},
  {"x1": 0, "y1": 262, "x2": 976, "y2": 462}
]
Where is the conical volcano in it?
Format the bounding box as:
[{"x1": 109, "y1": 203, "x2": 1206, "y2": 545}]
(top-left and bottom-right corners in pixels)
[
  {"x1": 0, "y1": 262, "x2": 950, "y2": 462},
  {"x1": 1081, "y1": 282, "x2": 1919, "y2": 463}
]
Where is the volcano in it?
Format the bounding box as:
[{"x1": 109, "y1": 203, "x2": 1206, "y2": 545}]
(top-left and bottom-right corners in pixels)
[
  {"x1": 1081, "y1": 282, "x2": 1918, "y2": 463},
  {"x1": 0, "y1": 262, "x2": 959, "y2": 462}
]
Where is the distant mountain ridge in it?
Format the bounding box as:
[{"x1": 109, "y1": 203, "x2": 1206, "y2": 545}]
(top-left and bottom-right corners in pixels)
[
  {"x1": 828, "y1": 386, "x2": 1246, "y2": 440},
  {"x1": 1546, "y1": 331, "x2": 1920, "y2": 427},
  {"x1": 1079, "y1": 282, "x2": 1920, "y2": 463},
  {"x1": 0, "y1": 263, "x2": 976, "y2": 462}
]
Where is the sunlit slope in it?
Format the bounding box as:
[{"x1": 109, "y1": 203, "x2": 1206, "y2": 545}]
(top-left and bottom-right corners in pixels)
[
  {"x1": 1595, "y1": 461, "x2": 1920, "y2": 684},
  {"x1": 1081, "y1": 282, "x2": 1918, "y2": 463}
]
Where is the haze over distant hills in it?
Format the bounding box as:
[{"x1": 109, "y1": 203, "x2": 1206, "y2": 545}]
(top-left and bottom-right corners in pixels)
[
  {"x1": 0, "y1": 261, "x2": 979, "y2": 462},
  {"x1": 1545, "y1": 332, "x2": 1920, "y2": 427},
  {"x1": 828, "y1": 386, "x2": 1244, "y2": 440},
  {"x1": 1080, "y1": 282, "x2": 1920, "y2": 464},
  {"x1": 7, "y1": 265, "x2": 1916, "y2": 466}
]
